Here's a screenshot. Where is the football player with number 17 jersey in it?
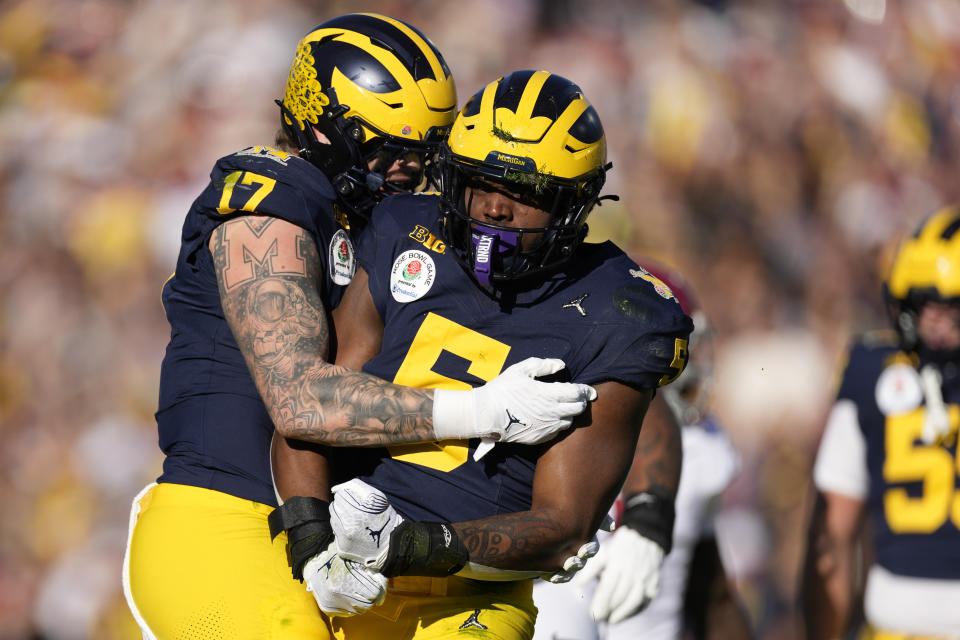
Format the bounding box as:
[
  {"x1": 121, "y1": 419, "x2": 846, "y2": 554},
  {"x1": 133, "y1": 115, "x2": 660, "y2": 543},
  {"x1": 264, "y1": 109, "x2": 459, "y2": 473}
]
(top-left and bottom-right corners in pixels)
[{"x1": 804, "y1": 207, "x2": 960, "y2": 639}]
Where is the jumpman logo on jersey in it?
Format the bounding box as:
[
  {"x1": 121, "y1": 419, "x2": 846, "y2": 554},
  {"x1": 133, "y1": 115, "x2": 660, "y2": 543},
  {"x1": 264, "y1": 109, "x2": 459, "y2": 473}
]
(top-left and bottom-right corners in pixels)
[
  {"x1": 505, "y1": 409, "x2": 525, "y2": 432},
  {"x1": 366, "y1": 521, "x2": 389, "y2": 548},
  {"x1": 458, "y1": 609, "x2": 488, "y2": 630},
  {"x1": 562, "y1": 293, "x2": 589, "y2": 317}
]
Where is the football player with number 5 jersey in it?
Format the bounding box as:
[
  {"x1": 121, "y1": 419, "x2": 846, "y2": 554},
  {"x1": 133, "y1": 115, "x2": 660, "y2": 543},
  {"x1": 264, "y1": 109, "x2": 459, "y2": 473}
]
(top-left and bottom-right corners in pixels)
[
  {"x1": 273, "y1": 70, "x2": 693, "y2": 639},
  {"x1": 123, "y1": 17, "x2": 593, "y2": 640},
  {"x1": 804, "y1": 207, "x2": 960, "y2": 639}
]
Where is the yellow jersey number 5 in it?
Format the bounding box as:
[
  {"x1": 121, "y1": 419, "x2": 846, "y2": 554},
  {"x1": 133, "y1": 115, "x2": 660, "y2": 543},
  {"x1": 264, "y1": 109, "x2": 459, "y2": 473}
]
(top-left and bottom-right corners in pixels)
[
  {"x1": 883, "y1": 407, "x2": 960, "y2": 533},
  {"x1": 387, "y1": 313, "x2": 511, "y2": 472}
]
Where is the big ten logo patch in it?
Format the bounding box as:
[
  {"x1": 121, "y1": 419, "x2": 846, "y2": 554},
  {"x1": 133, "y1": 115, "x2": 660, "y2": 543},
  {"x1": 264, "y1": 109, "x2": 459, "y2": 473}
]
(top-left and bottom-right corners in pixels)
[{"x1": 409, "y1": 225, "x2": 445, "y2": 253}]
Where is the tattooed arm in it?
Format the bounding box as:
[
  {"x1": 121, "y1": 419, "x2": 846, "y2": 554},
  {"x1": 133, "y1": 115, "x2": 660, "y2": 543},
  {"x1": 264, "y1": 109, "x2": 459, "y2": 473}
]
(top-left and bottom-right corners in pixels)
[
  {"x1": 270, "y1": 265, "x2": 382, "y2": 501},
  {"x1": 209, "y1": 216, "x2": 434, "y2": 447},
  {"x1": 212, "y1": 216, "x2": 590, "y2": 448},
  {"x1": 454, "y1": 381, "x2": 653, "y2": 571}
]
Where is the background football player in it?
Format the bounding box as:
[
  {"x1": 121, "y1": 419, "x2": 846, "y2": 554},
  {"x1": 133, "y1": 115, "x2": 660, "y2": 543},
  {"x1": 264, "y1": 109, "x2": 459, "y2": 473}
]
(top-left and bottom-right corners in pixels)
[
  {"x1": 272, "y1": 69, "x2": 693, "y2": 639},
  {"x1": 802, "y1": 206, "x2": 960, "y2": 639},
  {"x1": 122, "y1": 17, "x2": 593, "y2": 640},
  {"x1": 532, "y1": 265, "x2": 752, "y2": 640}
]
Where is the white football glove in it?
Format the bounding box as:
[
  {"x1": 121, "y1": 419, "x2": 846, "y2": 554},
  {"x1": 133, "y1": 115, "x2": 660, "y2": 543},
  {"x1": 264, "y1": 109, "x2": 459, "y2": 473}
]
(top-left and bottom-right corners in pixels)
[
  {"x1": 574, "y1": 527, "x2": 665, "y2": 624},
  {"x1": 544, "y1": 537, "x2": 600, "y2": 584},
  {"x1": 302, "y1": 541, "x2": 387, "y2": 617},
  {"x1": 920, "y1": 365, "x2": 953, "y2": 445},
  {"x1": 544, "y1": 515, "x2": 615, "y2": 583},
  {"x1": 433, "y1": 357, "x2": 597, "y2": 458},
  {"x1": 329, "y1": 478, "x2": 404, "y2": 570}
]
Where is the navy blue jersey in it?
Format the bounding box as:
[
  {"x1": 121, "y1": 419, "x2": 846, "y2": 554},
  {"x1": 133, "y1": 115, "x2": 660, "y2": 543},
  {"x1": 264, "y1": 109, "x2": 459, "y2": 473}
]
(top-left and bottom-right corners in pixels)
[
  {"x1": 156, "y1": 146, "x2": 354, "y2": 506},
  {"x1": 836, "y1": 333, "x2": 960, "y2": 579},
  {"x1": 333, "y1": 193, "x2": 692, "y2": 522}
]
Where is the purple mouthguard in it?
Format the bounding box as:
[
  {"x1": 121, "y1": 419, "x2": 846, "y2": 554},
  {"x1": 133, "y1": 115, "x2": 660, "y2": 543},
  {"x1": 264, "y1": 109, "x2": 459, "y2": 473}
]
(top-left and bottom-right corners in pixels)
[{"x1": 471, "y1": 227, "x2": 519, "y2": 286}]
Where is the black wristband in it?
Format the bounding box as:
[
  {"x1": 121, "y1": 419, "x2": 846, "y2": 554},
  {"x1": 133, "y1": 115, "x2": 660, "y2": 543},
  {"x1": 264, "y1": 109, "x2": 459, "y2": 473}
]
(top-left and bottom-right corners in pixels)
[
  {"x1": 380, "y1": 521, "x2": 468, "y2": 578},
  {"x1": 620, "y1": 490, "x2": 676, "y2": 555},
  {"x1": 267, "y1": 497, "x2": 333, "y2": 582}
]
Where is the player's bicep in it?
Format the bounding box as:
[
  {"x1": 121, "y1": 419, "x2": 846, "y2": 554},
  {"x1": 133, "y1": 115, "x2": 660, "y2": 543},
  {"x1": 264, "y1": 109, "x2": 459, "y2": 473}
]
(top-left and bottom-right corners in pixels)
[
  {"x1": 532, "y1": 381, "x2": 653, "y2": 539},
  {"x1": 333, "y1": 266, "x2": 383, "y2": 370},
  {"x1": 208, "y1": 215, "x2": 332, "y2": 389}
]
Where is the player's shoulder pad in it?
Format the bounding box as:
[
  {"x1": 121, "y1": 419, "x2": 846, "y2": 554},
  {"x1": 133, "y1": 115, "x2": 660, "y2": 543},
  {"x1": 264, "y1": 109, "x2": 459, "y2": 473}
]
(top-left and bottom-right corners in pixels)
[
  {"x1": 845, "y1": 330, "x2": 903, "y2": 367},
  {"x1": 575, "y1": 243, "x2": 692, "y2": 332},
  {"x1": 368, "y1": 191, "x2": 441, "y2": 236},
  {"x1": 834, "y1": 330, "x2": 908, "y2": 398},
  {"x1": 205, "y1": 145, "x2": 337, "y2": 217},
  {"x1": 563, "y1": 243, "x2": 693, "y2": 388}
]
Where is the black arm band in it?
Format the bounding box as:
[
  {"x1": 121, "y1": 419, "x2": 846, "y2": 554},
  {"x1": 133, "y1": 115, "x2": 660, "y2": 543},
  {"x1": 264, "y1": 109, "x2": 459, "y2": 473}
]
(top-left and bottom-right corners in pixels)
[
  {"x1": 380, "y1": 521, "x2": 469, "y2": 578},
  {"x1": 620, "y1": 490, "x2": 676, "y2": 555},
  {"x1": 267, "y1": 497, "x2": 333, "y2": 582}
]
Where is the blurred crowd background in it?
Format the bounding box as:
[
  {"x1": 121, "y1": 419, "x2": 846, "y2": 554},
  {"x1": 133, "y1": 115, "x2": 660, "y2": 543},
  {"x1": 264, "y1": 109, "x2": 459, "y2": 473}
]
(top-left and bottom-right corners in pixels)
[{"x1": 1, "y1": 0, "x2": 958, "y2": 637}]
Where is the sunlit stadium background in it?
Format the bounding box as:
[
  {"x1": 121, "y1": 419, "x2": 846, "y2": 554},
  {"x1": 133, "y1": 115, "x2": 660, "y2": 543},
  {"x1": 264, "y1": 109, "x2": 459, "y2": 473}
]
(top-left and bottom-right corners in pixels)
[{"x1": 0, "y1": 0, "x2": 954, "y2": 637}]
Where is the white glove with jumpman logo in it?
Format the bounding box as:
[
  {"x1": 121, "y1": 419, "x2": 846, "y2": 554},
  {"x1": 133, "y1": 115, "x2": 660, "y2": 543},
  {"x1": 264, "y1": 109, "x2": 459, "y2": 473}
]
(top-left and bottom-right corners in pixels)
[
  {"x1": 432, "y1": 357, "x2": 597, "y2": 460},
  {"x1": 302, "y1": 541, "x2": 387, "y2": 617}
]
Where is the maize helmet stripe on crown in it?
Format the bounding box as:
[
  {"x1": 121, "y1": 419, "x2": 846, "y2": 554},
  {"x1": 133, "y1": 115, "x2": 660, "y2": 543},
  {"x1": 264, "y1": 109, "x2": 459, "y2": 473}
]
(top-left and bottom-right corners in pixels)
[
  {"x1": 887, "y1": 205, "x2": 960, "y2": 302},
  {"x1": 438, "y1": 70, "x2": 609, "y2": 285},
  {"x1": 282, "y1": 13, "x2": 456, "y2": 139},
  {"x1": 321, "y1": 13, "x2": 450, "y2": 82},
  {"x1": 450, "y1": 70, "x2": 605, "y2": 180}
]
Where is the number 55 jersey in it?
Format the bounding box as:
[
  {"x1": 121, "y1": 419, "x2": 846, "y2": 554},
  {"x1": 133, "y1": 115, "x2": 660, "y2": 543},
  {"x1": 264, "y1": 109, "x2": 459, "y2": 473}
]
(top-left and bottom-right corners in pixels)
[
  {"x1": 333, "y1": 192, "x2": 693, "y2": 524},
  {"x1": 813, "y1": 333, "x2": 960, "y2": 636}
]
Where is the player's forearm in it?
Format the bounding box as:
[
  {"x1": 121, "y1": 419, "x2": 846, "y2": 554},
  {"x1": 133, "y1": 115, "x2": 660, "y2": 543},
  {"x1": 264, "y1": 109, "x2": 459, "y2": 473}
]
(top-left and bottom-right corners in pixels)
[
  {"x1": 271, "y1": 431, "x2": 332, "y2": 502},
  {"x1": 268, "y1": 363, "x2": 436, "y2": 446},
  {"x1": 210, "y1": 217, "x2": 437, "y2": 447},
  {"x1": 453, "y1": 508, "x2": 584, "y2": 571}
]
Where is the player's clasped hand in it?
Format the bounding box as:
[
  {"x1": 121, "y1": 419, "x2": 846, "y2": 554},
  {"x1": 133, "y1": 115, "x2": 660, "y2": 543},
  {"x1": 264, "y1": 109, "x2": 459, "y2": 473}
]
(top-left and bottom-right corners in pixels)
[
  {"x1": 302, "y1": 541, "x2": 387, "y2": 617},
  {"x1": 329, "y1": 478, "x2": 404, "y2": 570},
  {"x1": 433, "y1": 357, "x2": 597, "y2": 453}
]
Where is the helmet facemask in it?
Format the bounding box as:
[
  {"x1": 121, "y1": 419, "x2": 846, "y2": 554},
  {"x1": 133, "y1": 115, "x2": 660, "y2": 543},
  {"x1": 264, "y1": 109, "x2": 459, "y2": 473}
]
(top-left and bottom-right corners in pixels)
[
  {"x1": 438, "y1": 147, "x2": 606, "y2": 287},
  {"x1": 279, "y1": 97, "x2": 448, "y2": 226},
  {"x1": 885, "y1": 286, "x2": 960, "y2": 364}
]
